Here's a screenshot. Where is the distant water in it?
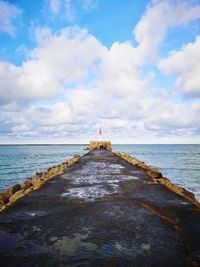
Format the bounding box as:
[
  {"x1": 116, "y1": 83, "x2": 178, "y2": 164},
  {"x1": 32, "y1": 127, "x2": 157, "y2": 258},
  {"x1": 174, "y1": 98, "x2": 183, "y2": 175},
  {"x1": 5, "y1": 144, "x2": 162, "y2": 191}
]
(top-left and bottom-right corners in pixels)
[{"x1": 0, "y1": 144, "x2": 199, "y2": 201}]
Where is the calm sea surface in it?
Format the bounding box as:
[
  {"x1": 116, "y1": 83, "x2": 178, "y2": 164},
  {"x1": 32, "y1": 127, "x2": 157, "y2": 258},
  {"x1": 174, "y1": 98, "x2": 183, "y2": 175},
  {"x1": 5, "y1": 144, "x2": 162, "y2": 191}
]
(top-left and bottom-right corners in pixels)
[{"x1": 0, "y1": 144, "x2": 199, "y2": 201}]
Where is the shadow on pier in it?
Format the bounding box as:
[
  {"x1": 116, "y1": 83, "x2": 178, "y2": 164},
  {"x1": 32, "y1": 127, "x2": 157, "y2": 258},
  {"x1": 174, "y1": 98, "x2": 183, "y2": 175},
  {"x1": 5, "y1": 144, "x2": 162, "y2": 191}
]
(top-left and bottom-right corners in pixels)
[{"x1": 0, "y1": 150, "x2": 200, "y2": 267}]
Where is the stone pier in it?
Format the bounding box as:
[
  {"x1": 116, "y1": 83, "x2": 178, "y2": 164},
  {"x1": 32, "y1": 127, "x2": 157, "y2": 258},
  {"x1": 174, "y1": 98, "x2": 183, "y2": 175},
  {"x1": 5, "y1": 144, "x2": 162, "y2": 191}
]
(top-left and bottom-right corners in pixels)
[{"x1": 0, "y1": 149, "x2": 200, "y2": 267}]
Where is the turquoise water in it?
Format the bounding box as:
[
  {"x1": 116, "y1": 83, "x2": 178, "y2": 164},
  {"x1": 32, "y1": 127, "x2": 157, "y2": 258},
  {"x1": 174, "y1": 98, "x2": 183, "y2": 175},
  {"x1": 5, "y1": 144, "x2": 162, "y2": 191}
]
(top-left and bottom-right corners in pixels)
[{"x1": 0, "y1": 144, "x2": 200, "y2": 201}]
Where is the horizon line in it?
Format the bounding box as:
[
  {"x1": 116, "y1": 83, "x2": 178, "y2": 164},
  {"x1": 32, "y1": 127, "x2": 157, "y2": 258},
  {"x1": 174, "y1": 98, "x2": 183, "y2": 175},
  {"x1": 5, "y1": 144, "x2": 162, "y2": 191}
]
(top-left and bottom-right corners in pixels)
[{"x1": 0, "y1": 143, "x2": 200, "y2": 146}]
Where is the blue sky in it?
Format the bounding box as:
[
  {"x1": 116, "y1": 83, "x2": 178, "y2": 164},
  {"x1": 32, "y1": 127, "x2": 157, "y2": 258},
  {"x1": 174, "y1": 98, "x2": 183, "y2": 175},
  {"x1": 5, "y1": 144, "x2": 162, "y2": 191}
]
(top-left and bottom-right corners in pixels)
[{"x1": 0, "y1": 0, "x2": 200, "y2": 143}]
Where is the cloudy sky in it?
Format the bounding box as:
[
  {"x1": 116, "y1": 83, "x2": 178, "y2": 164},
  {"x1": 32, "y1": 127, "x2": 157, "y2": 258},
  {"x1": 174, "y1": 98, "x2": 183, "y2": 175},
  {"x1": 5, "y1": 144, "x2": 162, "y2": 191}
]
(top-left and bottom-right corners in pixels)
[{"x1": 0, "y1": 0, "x2": 200, "y2": 144}]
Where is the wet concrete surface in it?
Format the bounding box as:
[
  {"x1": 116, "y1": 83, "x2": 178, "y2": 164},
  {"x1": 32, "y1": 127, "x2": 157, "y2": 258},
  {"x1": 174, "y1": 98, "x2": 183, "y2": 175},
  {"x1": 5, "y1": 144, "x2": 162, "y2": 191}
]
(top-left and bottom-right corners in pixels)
[{"x1": 0, "y1": 150, "x2": 200, "y2": 267}]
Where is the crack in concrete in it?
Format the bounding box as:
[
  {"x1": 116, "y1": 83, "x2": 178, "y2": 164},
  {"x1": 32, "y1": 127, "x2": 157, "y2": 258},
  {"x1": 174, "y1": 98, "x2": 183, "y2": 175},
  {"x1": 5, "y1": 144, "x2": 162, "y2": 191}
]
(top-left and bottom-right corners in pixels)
[{"x1": 136, "y1": 200, "x2": 199, "y2": 267}]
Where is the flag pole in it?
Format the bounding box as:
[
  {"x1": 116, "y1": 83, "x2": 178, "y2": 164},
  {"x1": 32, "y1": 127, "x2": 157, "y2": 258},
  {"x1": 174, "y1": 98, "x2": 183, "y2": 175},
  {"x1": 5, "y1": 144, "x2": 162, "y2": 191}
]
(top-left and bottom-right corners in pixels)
[{"x1": 99, "y1": 127, "x2": 102, "y2": 141}]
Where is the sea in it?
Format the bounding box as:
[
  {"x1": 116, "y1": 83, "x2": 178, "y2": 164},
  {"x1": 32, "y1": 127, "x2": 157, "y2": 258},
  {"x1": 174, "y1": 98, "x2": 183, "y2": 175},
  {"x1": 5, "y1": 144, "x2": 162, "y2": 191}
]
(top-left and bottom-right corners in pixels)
[{"x1": 0, "y1": 144, "x2": 199, "y2": 201}]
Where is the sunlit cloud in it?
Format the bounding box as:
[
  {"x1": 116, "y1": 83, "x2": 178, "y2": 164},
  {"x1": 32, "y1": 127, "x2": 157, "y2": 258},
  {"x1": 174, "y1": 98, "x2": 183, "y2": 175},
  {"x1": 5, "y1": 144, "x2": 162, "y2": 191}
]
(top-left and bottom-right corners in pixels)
[{"x1": 0, "y1": 0, "x2": 200, "y2": 143}]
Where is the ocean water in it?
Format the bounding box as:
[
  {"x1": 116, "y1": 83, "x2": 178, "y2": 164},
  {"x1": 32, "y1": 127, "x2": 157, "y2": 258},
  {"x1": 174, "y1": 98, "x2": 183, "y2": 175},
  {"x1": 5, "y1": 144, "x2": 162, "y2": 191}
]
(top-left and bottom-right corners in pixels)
[
  {"x1": 114, "y1": 144, "x2": 200, "y2": 201},
  {"x1": 0, "y1": 144, "x2": 199, "y2": 201},
  {"x1": 0, "y1": 145, "x2": 86, "y2": 192}
]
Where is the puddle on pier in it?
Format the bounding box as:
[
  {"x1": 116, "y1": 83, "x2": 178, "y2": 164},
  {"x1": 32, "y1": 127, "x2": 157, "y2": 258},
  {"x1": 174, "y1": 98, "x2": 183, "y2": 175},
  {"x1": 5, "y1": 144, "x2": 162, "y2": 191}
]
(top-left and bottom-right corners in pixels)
[
  {"x1": 51, "y1": 231, "x2": 96, "y2": 256},
  {"x1": 49, "y1": 230, "x2": 151, "y2": 258},
  {"x1": 61, "y1": 161, "x2": 139, "y2": 201},
  {"x1": 62, "y1": 184, "x2": 119, "y2": 200}
]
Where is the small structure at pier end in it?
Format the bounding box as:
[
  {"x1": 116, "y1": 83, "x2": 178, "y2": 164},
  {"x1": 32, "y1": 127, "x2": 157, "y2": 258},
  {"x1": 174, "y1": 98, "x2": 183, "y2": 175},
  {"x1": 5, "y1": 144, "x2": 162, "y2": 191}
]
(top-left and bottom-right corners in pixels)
[{"x1": 89, "y1": 140, "x2": 112, "y2": 151}]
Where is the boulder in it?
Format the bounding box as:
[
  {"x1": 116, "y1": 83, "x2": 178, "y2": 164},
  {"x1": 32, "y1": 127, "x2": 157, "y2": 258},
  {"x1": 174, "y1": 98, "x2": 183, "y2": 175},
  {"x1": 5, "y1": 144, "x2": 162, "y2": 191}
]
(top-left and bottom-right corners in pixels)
[
  {"x1": 73, "y1": 155, "x2": 80, "y2": 158},
  {"x1": 9, "y1": 189, "x2": 25, "y2": 203},
  {"x1": 146, "y1": 170, "x2": 163, "y2": 179},
  {"x1": 36, "y1": 172, "x2": 45, "y2": 178},
  {"x1": 3, "y1": 183, "x2": 22, "y2": 199},
  {"x1": 22, "y1": 180, "x2": 33, "y2": 189}
]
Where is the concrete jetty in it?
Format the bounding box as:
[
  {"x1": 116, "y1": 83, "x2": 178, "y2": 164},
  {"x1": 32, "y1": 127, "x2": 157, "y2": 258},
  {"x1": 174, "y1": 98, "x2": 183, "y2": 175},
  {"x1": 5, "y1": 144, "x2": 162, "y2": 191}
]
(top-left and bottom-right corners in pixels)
[{"x1": 0, "y1": 149, "x2": 200, "y2": 267}]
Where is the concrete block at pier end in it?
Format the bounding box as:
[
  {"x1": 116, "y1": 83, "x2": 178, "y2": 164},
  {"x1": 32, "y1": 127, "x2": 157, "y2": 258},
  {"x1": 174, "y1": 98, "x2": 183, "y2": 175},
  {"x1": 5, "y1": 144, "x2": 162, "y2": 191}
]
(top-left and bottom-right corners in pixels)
[{"x1": 89, "y1": 140, "x2": 112, "y2": 151}]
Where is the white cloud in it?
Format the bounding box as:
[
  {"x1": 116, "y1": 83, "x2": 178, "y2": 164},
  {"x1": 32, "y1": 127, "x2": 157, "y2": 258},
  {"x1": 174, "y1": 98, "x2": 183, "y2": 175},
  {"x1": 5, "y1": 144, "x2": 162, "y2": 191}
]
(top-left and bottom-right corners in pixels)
[
  {"x1": 49, "y1": 0, "x2": 76, "y2": 22},
  {"x1": 2, "y1": 95, "x2": 199, "y2": 142},
  {"x1": 2, "y1": 23, "x2": 200, "y2": 142},
  {"x1": 159, "y1": 36, "x2": 200, "y2": 97},
  {"x1": 0, "y1": 1, "x2": 22, "y2": 36},
  {"x1": 143, "y1": 100, "x2": 200, "y2": 134},
  {"x1": 1, "y1": 0, "x2": 200, "y2": 143},
  {"x1": 48, "y1": 0, "x2": 97, "y2": 21},
  {"x1": 134, "y1": 0, "x2": 200, "y2": 62},
  {"x1": 0, "y1": 27, "x2": 105, "y2": 104}
]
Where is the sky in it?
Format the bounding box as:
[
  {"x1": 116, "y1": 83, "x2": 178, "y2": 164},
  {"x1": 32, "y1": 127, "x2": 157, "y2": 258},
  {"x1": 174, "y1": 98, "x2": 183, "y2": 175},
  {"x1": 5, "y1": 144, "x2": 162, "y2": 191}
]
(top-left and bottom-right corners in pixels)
[{"x1": 0, "y1": 0, "x2": 200, "y2": 144}]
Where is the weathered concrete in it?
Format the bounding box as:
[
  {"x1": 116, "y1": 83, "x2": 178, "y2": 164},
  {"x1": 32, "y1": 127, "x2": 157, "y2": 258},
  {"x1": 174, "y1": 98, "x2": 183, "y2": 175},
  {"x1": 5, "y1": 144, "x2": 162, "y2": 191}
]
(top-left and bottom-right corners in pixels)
[
  {"x1": 89, "y1": 140, "x2": 112, "y2": 151},
  {"x1": 0, "y1": 150, "x2": 200, "y2": 267}
]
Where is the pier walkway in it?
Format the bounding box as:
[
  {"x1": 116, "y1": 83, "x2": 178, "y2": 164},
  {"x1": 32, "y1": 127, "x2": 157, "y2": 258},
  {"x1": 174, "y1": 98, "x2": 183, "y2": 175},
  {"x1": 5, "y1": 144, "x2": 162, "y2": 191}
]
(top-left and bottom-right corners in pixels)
[{"x1": 0, "y1": 150, "x2": 200, "y2": 267}]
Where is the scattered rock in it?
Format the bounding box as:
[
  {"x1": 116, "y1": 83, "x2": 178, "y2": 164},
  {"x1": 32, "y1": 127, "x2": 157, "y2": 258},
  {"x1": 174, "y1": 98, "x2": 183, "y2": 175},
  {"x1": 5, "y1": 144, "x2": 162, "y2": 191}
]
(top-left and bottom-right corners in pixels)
[
  {"x1": 24, "y1": 188, "x2": 33, "y2": 194},
  {"x1": 36, "y1": 172, "x2": 45, "y2": 178},
  {"x1": 180, "y1": 187, "x2": 195, "y2": 200},
  {"x1": 31, "y1": 177, "x2": 44, "y2": 189},
  {"x1": 115, "y1": 151, "x2": 200, "y2": 208},
  {"x1": 146, "y1": 170, "x2": 163, "y2": 179},
  {"x1": 0, "y1": 153, "x2": 81, "y2": 212},
  {"x1": 9, "y1": 189, "x2": 25, "y2": 203},
  {"x1": 1, "y1": 195, "x2": 10, "y2": 204},
  {"x1": 1, "y1": 184, "x2": 22, "y2": 203},
  {"x1": 73, "y1": 155, "x2": 80, "y2": 158},
  {"x1": 6, "y1": 184, "x2": 21, "y2": 196},
  {"x1": 12, "y1": 184, "x2": 22, "y2": 193},
  {"x1": 0, "y1": 198, "x2": 4, "y2": 205},
  {"x1": 22, "y1": 180, "x2": 33, "y2": 189}
]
